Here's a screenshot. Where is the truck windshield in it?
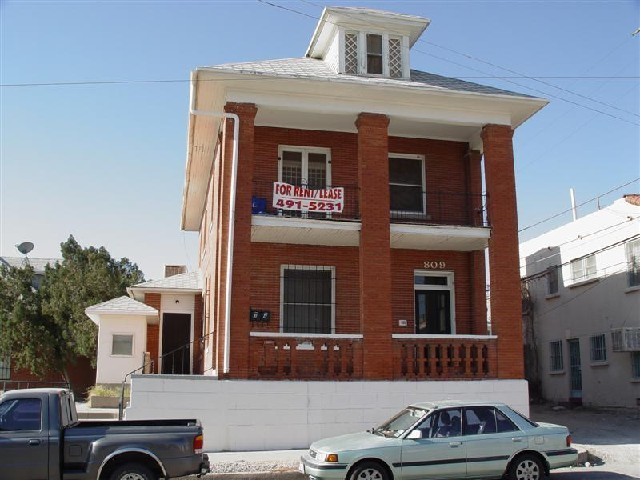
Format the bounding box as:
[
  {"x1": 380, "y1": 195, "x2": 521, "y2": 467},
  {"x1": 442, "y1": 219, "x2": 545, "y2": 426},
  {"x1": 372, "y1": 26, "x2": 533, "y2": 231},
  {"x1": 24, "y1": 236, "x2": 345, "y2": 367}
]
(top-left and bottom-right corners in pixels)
[{"x1": 374, "y1": 407, "x2": 429, "y2": 438}]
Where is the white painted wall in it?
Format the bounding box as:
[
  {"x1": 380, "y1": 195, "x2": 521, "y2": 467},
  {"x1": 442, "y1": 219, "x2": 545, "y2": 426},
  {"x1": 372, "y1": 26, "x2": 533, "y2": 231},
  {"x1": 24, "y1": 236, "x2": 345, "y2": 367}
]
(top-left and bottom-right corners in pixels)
[
  {"x1": 520, "y1": 197, "x2": 640, "y2": 407},
  {"x1": 126, "y1": 375, "x2": 529, "y2": 452},
  {"x1": 95, "y1": 315, "x2": 147, "y2": 384}
]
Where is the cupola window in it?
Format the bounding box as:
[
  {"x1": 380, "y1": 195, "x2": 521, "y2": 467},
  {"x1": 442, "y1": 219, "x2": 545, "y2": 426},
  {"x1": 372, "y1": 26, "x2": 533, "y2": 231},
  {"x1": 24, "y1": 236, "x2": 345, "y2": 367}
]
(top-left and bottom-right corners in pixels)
[{"x1": 366, "y1": 34, "x2": 383, "y2": 74}]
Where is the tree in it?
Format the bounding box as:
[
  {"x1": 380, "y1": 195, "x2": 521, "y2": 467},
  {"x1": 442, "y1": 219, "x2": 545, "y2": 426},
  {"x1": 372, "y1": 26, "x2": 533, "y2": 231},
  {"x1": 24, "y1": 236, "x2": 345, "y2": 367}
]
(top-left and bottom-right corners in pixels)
[{"x1": 0, "y1": 235, "x2": 145, "y2": 384}]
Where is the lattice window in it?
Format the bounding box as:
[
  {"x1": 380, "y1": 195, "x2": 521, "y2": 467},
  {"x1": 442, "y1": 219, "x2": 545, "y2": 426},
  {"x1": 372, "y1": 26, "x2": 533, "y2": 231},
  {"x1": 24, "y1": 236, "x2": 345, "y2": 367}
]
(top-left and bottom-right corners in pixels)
[
  {"x1": 281, "y1": 265, "x2": 335, "y2": 334},
  {"x1": 344, "y1": 32, "x2": 358, "y2": 75},
  {"x1": 590, "y1": 334, "x2": 607, "y2": 362},
  {"x1": 549, "y1": 340, "x2": 563, "y2": 372},
  {"x1": 389, "y1": 37, "x2": 402, "y2": 78}
]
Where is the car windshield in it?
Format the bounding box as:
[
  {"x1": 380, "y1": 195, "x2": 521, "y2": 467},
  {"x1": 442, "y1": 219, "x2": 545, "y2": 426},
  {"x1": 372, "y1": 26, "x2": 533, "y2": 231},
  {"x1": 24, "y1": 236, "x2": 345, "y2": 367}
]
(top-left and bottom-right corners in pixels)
[{"x1": 373, "y1": 406, "x2": 429, "y2": 438}]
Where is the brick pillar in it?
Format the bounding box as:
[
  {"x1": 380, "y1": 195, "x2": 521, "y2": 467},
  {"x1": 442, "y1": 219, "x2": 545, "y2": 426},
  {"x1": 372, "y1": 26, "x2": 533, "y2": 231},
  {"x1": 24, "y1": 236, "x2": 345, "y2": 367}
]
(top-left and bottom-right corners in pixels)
[
  {"x1": 144, "y1": 293, "x2": 161, "y2": 373},
  {"x1": 220, "y1": 102, "x2": 258, "y2": 379},
  {"x1": 466, "y1": 149, "x2": 487, "y2": 334},
  {"x1": 481, "y1": 124, "x2": 524, "y2": 379},
  {"x1": 356, "y1": 113, "x2": 393, "y2": 380}
]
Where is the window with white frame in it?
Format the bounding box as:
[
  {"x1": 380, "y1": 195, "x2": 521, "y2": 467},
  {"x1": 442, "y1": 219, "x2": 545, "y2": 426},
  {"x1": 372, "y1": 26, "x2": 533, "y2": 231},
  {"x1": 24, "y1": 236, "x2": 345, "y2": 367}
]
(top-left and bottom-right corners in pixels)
[
  {"x1": 632, "y1": 352, "x2": 640, "y2": 379},
  {"x1": 546, "y1": 266, "x2": 559, "y2": 295},
  {"x1": 549, "y1": 340, "x2": 564, "y2": 372},
  {"x1": 389, "y1": 154, "x2": 425, "y2": 216},
  {"x1": 281, "y1": 265, "x2": 335, "y2": 334},
  {"x1": 626, "y1": 238, "x2": 640, "y2": 287},
  {"x1": 278, "y1": 146, "x2": 330, "y2": 189},
  {"x1": 342, "y1": 31, "x2": 407, "y2": 78},
  {"x1": 111, "y1": 334, "x2": 134, "y2": 356},
  {"x1": 570, "y1": 254, "x2": 597, "y2": 283},
  {"x1": 414, "y1": 271, "x2": 455, "y2": 334},
  {"x1": 590, "y1": 334, "x2": 607, "y2": 363},
  {"x1": 0, "y1": 357, "x2": 10, "y2": 380}
]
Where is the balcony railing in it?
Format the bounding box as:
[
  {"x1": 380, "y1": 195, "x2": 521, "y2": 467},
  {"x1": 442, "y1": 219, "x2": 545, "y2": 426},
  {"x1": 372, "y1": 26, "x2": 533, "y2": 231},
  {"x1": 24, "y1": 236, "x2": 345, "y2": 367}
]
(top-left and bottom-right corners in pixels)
[
  {"x1": 252, "y1": 181, "x2": 360, "y2": 222},
  {"x1": 249, "y1": 334, "x2": 363, "y2": 379},
  {"x1": 393, "y1": 336, "x2": 497, "y2": 379},
  {"x1": 391, "y1": 191, "x2": 487, "y2": 227},
  {"x1": 253, "y1": 181, "x2": 488, "y2": 228}
]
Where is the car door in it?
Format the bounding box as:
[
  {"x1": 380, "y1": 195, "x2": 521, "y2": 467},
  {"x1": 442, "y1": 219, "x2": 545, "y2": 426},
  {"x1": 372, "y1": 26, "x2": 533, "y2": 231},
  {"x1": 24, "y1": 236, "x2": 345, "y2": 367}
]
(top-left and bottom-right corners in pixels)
[
  {"x1": 463, "y1": 406, "x2": 524, "y2": 478},
  {"x1": 400, "y1": 408, "x2": 466, "y2": 480},
  {"x1": 0, "y1": 397, "x2": 49, "y2": 480}
]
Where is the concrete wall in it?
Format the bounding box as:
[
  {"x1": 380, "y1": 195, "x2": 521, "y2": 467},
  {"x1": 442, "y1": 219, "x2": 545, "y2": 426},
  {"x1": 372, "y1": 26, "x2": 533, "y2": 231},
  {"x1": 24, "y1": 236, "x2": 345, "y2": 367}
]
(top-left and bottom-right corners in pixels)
[
  {"x1": 125, "y1": 375, "x2": 529, "y2": 452},
  {"x1": 96, "y1": 315, "x2": 147, "y2": 384}
]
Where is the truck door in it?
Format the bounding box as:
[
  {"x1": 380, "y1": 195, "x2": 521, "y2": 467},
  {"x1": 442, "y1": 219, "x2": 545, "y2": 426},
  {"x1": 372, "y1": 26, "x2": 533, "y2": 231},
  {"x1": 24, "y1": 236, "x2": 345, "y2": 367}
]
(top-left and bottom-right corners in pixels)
[{"x1": 0, "y1": 397, "x2": 49, "y2": 480}]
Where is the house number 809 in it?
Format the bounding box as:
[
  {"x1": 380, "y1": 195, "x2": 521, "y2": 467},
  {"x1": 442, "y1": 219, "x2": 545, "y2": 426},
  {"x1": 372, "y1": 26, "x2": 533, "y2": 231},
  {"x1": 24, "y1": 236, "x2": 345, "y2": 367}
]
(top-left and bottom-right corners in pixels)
[{"x1": 424, "y1": 261, "x2": 446, "y2": 269}]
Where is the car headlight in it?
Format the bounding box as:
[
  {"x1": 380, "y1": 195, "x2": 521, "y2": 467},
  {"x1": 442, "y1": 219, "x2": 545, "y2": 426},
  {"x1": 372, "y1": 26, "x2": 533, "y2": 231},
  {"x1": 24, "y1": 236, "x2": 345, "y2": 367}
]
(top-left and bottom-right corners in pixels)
[{"x1": 324, "y1": 453, "x2": 339, "y2": 463}]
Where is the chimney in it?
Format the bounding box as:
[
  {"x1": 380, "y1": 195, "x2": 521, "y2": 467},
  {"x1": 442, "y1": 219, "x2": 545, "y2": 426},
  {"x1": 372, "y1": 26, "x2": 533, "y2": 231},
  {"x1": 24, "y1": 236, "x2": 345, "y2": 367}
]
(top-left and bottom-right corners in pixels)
[{"x1": 164, "y1": 265, "x2": 187, "y2": 278}]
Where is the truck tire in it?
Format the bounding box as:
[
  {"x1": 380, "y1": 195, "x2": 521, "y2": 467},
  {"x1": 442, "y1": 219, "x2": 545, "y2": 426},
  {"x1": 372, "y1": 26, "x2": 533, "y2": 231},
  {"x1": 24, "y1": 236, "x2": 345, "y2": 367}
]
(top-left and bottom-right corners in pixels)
[{"x1": 108, "y1": 462, "x2": 158, "y2": 480}]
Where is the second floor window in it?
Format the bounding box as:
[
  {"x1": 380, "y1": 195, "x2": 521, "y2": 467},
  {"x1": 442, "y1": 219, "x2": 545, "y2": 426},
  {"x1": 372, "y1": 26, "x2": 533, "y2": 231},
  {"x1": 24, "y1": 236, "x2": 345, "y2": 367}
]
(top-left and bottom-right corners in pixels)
[
  {"x1": 626, "y1": 238, "x2": 640, "y2": 287},
  {"x1": 389, "y1": 154, "x2": 425, "y2": 216},
  {"x1": 570, "y1": 254, "x2": 597, "y2": 283},
  {"x1": 279, "y1": 146, "x2": 330, "y2": 189},
  {"x1": 546, "y1": 266, "x2": 559, "y2": 295}
]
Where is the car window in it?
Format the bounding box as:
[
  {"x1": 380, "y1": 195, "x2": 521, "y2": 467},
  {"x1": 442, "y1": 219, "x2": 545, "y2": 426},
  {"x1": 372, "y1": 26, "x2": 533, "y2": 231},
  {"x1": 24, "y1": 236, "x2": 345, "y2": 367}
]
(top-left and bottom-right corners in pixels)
[
  {"x1": 463, "y1": 406, "x2": 496, "y2": 435},
  {"x1": 0, "y1": 398, "x2": 42, "y2": 431},
  {"x1": 495, "y1": 408, "x2": 518, "y2": 433},
  {"x1": 375, "y1": 406, "x2": 428, "y2": 438},
  {"x1": 432, "y1": 408, "x2": 462, "y2": 438}
]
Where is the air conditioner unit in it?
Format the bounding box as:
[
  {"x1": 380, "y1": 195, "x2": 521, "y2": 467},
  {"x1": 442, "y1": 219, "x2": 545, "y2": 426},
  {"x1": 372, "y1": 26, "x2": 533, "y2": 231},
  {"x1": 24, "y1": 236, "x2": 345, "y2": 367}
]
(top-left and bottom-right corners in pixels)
[{"x1": 611, "y1": 328, "x2": 640, "y2": 352}]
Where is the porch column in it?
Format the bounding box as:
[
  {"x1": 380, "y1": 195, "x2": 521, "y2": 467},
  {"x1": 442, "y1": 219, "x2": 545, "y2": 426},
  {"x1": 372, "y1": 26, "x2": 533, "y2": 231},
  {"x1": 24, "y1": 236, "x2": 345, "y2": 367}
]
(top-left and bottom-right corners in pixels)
[
  {"x1": 466, "y1": 149, "x2": 487, "y2": 334},
  {"x1": 220, "y1": 102, "x2": 258, "y2": 379},
  {"x1": 481, "y1": 124, "x2": 524, "y2": 379},
  {"x1": 356, "y1": 112, "x2": 393, "y2": 380}
]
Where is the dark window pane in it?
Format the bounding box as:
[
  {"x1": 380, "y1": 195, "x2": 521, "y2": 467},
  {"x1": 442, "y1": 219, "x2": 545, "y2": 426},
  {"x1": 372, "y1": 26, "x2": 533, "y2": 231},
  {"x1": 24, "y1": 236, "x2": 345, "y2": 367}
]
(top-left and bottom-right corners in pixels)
[
  {"x1": 415, "y1": 276, "x2": 448, "y2": 286},
  {"x1": 367, "y1": 55, "x2": 382, "y2": 74},
  {"x1": 367, "y1": 34, "x2": 382, "y2": 54},
  {"x1": 390, "y1": 185, "x2": 423, "y2": 212},
  {"x1": 389, "y1": 157, "x2": 423, "y2": 184}
]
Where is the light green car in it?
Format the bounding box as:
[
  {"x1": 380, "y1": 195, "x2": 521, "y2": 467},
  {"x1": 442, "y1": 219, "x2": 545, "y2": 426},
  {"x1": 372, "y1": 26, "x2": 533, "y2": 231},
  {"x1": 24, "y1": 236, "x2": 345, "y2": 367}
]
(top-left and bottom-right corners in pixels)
[{"x1": 300, "y1": 401, "x2": 577, "y2": 480}]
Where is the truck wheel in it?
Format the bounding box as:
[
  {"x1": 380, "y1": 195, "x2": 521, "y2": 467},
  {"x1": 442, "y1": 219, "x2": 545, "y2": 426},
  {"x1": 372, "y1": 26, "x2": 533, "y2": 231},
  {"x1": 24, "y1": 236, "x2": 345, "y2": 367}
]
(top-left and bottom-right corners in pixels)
[
  {"x1": 108, "y1": 462, "x2": 157, "y2": 480},
  {"x1": 349, "y1": 460, "x2": 390, "y2": 480}
]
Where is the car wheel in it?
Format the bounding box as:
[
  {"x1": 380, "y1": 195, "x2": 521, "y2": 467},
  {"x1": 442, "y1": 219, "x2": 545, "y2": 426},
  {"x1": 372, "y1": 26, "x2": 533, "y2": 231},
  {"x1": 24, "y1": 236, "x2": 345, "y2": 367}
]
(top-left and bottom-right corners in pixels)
[
  {"x1": 349, "y1": 460, "x2": 390, "y2": 480},
  {"x1": 509, "y1": 453, "x2": 544, "y2": 480},
  {"x1": 108, "y1": 462, "x2": 158, "y2": 480}
]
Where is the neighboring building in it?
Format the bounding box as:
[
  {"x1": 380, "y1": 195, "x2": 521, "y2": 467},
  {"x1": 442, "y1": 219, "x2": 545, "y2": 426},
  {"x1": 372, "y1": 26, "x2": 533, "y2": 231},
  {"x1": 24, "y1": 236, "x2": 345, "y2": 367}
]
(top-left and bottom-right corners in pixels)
[
  {"x1": 86, "y1": 267, "x2": 203, "y2": 384},
  {"x1": 520, "y1": 195, "x2": 640, "y2": 408},
  {"x1": 0, "y1": 256, "x2": 59, "y2": 289}
]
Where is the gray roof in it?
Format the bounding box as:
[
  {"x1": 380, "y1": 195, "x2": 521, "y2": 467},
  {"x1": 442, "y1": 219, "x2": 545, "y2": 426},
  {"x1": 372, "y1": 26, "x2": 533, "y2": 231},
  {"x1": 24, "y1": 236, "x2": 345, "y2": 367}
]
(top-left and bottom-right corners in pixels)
[
  {"x1": 203, "y1": 57, "x2": 532, "y2": 99},
  {"x1": 132, "y1": 271, "x2": 202, "y2": 291},
  {"x1": 85, "y1": 295, "x2": 158, "y2": 316},
  {"x1": 0, "y1": 256, "x2": 60, "y2": 275}
]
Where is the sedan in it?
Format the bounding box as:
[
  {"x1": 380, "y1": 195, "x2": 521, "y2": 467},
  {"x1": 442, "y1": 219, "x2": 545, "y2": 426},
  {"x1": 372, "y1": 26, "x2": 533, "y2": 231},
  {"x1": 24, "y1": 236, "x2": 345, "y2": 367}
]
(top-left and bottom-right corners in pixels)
[{"x1": 300, "y1": 401, "x2": 577, "y2": 480}]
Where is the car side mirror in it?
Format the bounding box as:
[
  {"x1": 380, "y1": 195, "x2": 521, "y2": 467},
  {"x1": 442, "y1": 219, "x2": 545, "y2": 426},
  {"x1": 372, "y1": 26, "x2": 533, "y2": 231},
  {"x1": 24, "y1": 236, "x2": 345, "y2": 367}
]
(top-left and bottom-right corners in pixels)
[{"x1": 406, "y1": 429, "x2": 423, "y2": 440}]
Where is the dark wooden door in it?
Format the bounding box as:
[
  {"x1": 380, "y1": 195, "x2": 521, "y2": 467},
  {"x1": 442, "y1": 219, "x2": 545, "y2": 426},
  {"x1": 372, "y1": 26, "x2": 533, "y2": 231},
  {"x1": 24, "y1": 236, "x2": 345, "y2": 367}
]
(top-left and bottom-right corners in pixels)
[{"x1": 161, "y1": 313, "x2": 191, "y2": 374}]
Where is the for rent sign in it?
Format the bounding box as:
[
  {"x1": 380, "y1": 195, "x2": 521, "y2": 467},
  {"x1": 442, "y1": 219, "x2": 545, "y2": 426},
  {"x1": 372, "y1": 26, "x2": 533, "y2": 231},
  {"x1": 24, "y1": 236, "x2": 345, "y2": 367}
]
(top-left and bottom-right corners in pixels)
[{"x1": 273, "y1": 182, "x2": 344, "y2": 213}]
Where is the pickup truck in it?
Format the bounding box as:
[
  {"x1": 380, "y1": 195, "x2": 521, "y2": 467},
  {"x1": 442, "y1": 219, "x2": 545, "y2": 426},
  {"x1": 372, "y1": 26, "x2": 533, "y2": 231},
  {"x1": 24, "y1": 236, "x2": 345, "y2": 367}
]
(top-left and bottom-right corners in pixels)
[{"x1": 0, "y1": 388, "x2": 210, "y2": 480}]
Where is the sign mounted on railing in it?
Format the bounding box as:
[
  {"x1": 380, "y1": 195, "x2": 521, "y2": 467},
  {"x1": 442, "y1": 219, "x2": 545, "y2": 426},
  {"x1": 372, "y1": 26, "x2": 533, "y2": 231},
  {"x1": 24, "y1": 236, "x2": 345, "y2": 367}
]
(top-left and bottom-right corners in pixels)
[{"x1": 273, "y1": 182, "x2": 344, "y2": 213}]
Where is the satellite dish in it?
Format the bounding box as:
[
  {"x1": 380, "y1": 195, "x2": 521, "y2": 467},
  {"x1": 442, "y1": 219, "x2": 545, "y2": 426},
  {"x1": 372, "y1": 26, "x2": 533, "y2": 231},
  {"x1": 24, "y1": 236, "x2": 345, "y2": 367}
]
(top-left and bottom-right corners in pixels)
[{"x1": 16, "y1": 242, "x2": 34, "y2": 255}]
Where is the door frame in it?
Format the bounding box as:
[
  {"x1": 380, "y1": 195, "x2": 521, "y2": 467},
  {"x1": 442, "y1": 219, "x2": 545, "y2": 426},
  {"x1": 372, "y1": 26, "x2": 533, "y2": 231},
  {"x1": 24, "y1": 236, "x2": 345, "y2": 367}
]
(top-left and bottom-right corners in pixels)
[
  {"x1": 159, "y1": 311, "x2": 194, "y2": 374},
  {"x1": 413, "y1": 270, "x2": 456, "y2": 335},
  {"x1": 567, "y1": 338, "x2": 582, "y2": 404}
]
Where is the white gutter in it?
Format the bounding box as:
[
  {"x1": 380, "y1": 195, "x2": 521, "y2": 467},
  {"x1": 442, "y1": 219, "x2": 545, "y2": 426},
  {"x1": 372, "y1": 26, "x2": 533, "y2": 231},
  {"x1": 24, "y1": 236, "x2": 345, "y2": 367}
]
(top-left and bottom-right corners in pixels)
[{"x1": 189, "y1": 76, "x2": 239, "y2": 375}]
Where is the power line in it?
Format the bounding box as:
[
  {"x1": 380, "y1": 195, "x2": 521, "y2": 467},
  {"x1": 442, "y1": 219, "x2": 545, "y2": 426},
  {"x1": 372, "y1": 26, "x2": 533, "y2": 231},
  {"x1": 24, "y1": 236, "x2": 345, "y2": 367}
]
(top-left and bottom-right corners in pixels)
[{"x1": 518, "y1": 178, "x2": 640, "y2": 234}]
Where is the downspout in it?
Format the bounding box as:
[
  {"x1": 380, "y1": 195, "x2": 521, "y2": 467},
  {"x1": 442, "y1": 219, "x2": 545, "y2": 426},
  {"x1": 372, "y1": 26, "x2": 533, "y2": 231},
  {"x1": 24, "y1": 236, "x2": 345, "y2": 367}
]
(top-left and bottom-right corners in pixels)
[{"x1": 189, "y1": 76, "x2": 239, "y2": 375}]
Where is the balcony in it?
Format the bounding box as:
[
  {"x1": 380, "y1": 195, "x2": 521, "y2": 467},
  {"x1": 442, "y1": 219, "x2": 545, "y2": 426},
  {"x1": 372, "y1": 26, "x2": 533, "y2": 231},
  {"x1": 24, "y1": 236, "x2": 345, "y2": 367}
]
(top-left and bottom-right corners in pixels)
[
  {"x1": 392, "y1": 335, "x2": 498, "y2": 379},
  {"x1": 251, "y1": 181, "x2": 490, "y2": 250}
]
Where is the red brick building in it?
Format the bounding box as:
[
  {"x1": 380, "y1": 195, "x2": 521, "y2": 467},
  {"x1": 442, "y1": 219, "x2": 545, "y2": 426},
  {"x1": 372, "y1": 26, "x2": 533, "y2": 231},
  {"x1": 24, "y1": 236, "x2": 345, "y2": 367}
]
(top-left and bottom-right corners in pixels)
[{"x1": 181, "y1": 7, "x2": 546, "y2": 385}]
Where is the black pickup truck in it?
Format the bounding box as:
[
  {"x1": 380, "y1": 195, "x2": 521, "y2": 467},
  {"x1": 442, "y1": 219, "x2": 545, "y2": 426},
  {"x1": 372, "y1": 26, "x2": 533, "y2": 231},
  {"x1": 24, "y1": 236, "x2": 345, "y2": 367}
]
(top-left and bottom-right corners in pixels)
[{"x1": 0, "y1": 388, "x2": 210, "y2": 480}]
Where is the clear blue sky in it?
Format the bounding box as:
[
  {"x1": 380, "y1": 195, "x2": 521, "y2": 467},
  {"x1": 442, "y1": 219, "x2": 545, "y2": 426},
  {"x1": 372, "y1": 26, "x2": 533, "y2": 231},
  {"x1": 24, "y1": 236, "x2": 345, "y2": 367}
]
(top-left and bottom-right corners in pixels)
[{"x1": 1, "y1": 0, "x2": 638, "y2": 280}]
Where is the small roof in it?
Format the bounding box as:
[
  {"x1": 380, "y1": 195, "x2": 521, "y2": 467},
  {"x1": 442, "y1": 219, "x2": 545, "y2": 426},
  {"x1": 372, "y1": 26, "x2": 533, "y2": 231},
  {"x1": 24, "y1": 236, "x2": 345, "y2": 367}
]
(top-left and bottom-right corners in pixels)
[
  {"x1": 85, "y1": 295, "x2": 158, "y2": 324},
  {"x1": 0, "y1": 256, "x2": 60, "y2": 275},
  {"x1": 130, "y1": 270, "x2": 202, "y2": 291}
]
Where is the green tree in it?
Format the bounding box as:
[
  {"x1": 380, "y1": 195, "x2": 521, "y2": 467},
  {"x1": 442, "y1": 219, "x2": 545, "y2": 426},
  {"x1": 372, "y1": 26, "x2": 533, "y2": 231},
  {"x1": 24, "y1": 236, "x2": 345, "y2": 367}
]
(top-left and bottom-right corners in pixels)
[{"x1": 0, "y1": 235, "x2": 145, "y2": 383}]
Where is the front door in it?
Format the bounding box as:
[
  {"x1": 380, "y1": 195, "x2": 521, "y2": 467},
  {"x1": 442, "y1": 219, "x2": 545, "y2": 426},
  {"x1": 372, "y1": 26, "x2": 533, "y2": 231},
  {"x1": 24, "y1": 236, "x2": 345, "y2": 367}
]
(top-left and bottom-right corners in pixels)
[
  {"x1": 161, "y1": 313, "x2": 191, "y2": 374},
  {"x1": 568, "y1": 339, "x2": 582, "y2": 404},
  {"x1": 415, "y1": 290, "x2": 451, "y2": 334}
]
